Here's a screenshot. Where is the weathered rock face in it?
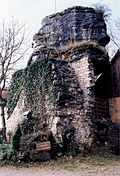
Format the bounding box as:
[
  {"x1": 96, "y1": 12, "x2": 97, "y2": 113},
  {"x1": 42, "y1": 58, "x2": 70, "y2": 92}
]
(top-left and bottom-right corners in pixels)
[
  {"x1": 32, "y1": 6, "x2": 110, "y2": 52},
  {"x1": 7, "y1": 45, "x2": 110, "y2": 157},
  {"x1": 6, "y1": 6, "x2": 113, "y2": 158},
  {"x1": 7, "y1": 54, "x2": 95, "y2": 151}
]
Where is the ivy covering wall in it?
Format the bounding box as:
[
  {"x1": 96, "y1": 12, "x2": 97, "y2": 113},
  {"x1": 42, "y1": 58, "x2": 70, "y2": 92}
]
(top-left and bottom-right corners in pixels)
[
  {"x1": 7, "y1": 69, "x2": 24, "y2": 118},
  {"x1": 7, "y1": 58, "x2": 59, "y2": 120}
]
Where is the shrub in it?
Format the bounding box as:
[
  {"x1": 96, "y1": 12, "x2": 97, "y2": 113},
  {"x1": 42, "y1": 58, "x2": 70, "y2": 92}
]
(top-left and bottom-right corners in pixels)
[
  {"x1": 93, "y1": 3, "x2": 111, "y2": 21},
  {"x1": 0, "y1": 140, "x2": 14, "y2": 160},
  {"x1": 12, "y1": 126, "x2": 22, "y2": 152}
]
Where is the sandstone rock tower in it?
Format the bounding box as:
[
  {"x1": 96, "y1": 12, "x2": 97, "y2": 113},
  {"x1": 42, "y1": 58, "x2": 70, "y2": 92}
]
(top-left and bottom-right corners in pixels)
[{"x1": 6, "y1": 6, "x2": 110, "y2": 157}]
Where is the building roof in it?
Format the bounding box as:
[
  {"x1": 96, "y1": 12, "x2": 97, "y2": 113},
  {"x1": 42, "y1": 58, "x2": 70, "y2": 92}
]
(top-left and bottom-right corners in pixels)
[
  {"x1": 111, "y1": 49, "x2": 120, "y2": 64},
  {"x1": 2, "y1": 87, "x2": 8, "y2": 99}
]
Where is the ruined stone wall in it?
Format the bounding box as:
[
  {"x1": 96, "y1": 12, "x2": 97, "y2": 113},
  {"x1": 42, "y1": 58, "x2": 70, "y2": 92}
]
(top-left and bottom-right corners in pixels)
[
  {"x1": 6, "y1": 6, "x2": 111, "y2": 156},
  {"x1": 6, "y1": 91, "x2": 27, "y2": 141},
  {"x1": 6, "y1": 51, "x2": 95, "y2": 147},
  {"x1": 46, "y1": 58, "x2": 89, "y2": 145},
  {"x1": 70, "y1": 56, "x2": 95, "y2": 144}
]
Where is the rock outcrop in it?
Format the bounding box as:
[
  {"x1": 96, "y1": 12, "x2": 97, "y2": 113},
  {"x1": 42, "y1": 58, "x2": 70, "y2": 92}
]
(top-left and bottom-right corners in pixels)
[
  {"x1": 6, "y1": 6, "x2": 112, "y2": 159},
  {"x1": 31, "y1": 6, "x2": 109, "y2": 61}
]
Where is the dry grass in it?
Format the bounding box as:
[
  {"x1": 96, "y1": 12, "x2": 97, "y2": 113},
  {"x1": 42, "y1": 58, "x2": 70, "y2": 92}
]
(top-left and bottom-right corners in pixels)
[
  {"x1": 60, "y1": 40, "x2": 107, "y2": 54},
  {"x1": 0, "y1": 152, "x2": 120, "y2": 171}
]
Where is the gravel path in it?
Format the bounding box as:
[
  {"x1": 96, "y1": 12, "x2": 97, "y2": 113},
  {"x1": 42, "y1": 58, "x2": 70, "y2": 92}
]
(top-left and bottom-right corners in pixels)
[{"x1": 0, "y1": 163, "x2": 120, "y2": 176}]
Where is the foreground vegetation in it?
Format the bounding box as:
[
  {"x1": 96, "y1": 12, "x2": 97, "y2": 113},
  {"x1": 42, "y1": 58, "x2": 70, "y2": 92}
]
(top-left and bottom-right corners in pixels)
[{"x1": 0, "y1": 149, "x2": 120, "y2": 171}]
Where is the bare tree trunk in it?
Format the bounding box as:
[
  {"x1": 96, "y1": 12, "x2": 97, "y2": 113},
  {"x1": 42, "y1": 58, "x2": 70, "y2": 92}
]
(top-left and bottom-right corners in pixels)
[{"x1": 0, "y1": 97, "x2": 6, "y2": 140}]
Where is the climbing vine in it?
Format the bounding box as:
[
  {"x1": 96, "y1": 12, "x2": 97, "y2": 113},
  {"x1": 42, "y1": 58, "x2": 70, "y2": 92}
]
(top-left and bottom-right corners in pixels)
[
  {"x1": 7, "y1": 58, "x2": 61, "y2": 121},
  {"x1": 7, "y1": 69, "x2": 24, "y2": 118},
  {"x1": 24, "y1": 58, "x2": 54, "y2": 121}
]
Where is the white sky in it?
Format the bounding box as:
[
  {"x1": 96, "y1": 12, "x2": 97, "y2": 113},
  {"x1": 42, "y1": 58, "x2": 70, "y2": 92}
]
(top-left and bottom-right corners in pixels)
[
  {"x1": 0, "y1": 0, "x2": 120, "y2": 66},
  {"x1": 1, "y1": 0, "x2": 120, "y2": 36}
]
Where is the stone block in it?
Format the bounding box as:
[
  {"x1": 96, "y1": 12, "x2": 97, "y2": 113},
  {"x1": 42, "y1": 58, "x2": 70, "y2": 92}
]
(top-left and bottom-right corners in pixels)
[{"x1": 30, "y1": 151, "x2": 50, "y2": 161}]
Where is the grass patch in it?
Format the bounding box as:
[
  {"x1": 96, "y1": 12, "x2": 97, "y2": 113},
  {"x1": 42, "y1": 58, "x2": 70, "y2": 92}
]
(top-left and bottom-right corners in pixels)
[
  {"x1": 0, "y1": 152, "x2": 120, "y2": 169},
  {"x1": 95, "y1": 162, "x2": 105, "y2": 166},
  {"x1": 64, "y1": 165, "x2": 78, "y2": 171}
]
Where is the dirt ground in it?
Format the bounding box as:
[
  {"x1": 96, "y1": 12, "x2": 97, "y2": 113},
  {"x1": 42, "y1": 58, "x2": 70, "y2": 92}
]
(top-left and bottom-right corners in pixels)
[
  {"x1": 0, "y1": 162, "x2": 120, "y2": 176},
  {"x1": 0, "y1": 153, "x2": 120, "y2": 176}
]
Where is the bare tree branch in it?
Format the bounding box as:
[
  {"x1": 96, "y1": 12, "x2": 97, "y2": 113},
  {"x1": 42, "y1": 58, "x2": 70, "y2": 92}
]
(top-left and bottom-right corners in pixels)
[{"x1": 0, "y1": 16, "x2": 30, "y2": 136}]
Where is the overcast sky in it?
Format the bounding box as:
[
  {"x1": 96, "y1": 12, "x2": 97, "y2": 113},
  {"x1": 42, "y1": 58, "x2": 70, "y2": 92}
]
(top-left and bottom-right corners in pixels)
[
  {"x1": 1, "y1": 0, "x2": 120, "y2": 36},
  {"x1": 0, "y1": 0, "x2": 120, "y2": 66}
]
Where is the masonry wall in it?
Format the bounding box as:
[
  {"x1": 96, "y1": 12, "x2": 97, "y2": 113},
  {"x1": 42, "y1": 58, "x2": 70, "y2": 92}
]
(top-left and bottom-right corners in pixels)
[
  {"x1": 6, "y1": 53, "x2": 95, "y2": 148},
  {"x1": 6, "y1": 91, "x2": 26, "y2": 140},
  {"x1": 109, "y1": 97, "x2": 120, "y2": 123},
  {"x1": 109, "y1": 51, "x2": 120, "y2": 123},
  {"x1": 111, "y1": 53, "x2": 120, "y2": 97},
  {"x1": 70, "y1": 56, "x2": 95, "y2": 143},
  {"x1": 47, "y1": 57, "x2": 94, "y2": 146},
  {"x1": 6, "y1": 6, "x2": 112, "y2": 156}
]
